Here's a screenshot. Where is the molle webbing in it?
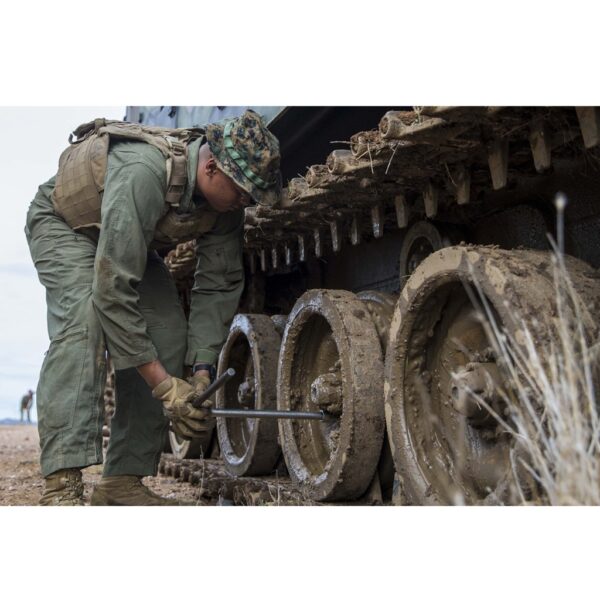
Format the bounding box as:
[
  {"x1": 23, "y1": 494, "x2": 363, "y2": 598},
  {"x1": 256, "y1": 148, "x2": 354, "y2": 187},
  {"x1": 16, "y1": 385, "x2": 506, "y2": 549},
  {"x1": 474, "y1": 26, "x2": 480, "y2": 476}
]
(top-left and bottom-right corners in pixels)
[
  {"x1": 52, "y1": 118, "x2": 205, "y2": 231},
  {"x1": 164, "y1": 138, "x2": 187, "y2": 207},
  {"x1": 52, "y1": 132, "x2": 109, "y2": 229},
  {"x1": 153, "y1": 209, "x2": 219, "y2": 248}
]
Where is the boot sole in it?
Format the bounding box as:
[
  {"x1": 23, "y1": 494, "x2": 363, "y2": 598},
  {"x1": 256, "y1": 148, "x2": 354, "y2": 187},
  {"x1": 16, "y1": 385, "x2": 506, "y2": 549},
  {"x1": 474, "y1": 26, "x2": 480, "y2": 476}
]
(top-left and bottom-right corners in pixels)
[
  {"x1": 90, "y1": 490, "x2": 183, "y2": 506},
  {"x1": 90, "y1": 491, "x2": 124, "y2": 506}
]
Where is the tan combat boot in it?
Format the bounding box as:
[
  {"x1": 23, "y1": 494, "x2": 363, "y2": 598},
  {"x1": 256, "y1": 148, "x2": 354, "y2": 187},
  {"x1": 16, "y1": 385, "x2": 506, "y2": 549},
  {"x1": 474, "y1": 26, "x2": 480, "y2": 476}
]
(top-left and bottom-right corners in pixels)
[
  {"x1": 39, "y1": 468, "x2": 85, "y2": 506},
  {"x1": 90, "y1": 475, "x2": 193, "y2": 506}
]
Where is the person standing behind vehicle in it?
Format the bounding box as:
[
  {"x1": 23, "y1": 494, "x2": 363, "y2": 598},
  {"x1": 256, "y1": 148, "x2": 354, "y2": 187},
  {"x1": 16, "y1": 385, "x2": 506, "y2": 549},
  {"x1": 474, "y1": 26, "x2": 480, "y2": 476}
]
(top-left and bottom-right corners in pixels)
[{"x1": 20, "y1": 390, "x2": 34, "y2": 423}]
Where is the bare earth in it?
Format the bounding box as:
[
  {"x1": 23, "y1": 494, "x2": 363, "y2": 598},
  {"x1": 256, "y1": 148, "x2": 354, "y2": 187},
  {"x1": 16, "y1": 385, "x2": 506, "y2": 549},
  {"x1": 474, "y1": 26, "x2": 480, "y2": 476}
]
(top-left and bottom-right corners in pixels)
[{"x1": 0, "y1": 424, "x2": 207, "y2": 506}]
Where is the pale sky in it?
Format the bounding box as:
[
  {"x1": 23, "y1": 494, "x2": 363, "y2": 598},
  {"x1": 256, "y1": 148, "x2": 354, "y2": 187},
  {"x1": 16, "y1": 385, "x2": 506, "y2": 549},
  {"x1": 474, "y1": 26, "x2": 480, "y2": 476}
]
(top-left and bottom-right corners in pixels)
[{"x1": 0, "y1": 107, "x2": 125, "y2": 419}]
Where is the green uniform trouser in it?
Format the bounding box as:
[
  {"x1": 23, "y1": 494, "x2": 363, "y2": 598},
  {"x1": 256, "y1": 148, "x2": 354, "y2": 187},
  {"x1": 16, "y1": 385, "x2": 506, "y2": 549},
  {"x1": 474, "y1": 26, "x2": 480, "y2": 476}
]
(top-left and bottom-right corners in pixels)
[{"x1": 26, "y1": 195, "x2": 187, "y2": 478}]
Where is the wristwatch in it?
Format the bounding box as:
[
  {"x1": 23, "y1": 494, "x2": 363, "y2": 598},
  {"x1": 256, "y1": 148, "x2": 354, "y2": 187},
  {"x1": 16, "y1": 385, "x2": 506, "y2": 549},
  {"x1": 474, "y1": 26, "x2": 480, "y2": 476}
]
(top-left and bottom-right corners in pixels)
[{"x1": 192, "y1": 362, "x2": 216, "y2": 382}]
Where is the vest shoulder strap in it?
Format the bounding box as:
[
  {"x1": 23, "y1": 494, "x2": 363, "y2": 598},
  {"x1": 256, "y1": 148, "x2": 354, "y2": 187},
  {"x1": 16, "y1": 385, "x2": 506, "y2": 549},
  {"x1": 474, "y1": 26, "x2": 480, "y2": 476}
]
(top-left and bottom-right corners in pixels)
[{"x1": 52, "y1": 119, "x2": 205, "y2": 230}]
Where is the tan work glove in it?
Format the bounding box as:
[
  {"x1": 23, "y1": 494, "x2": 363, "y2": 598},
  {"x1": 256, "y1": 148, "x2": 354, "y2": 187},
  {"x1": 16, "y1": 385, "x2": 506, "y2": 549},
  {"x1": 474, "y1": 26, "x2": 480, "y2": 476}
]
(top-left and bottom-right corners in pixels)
[
  {"x1": 152, "y1": 376, "x2": 212, "y2": 439},
  {"x1": 186, "y1": 372, "x2": 215, "y2": 435},
  {"x1": 188, "y1": 372, "x2": 212, "y2": 405}
]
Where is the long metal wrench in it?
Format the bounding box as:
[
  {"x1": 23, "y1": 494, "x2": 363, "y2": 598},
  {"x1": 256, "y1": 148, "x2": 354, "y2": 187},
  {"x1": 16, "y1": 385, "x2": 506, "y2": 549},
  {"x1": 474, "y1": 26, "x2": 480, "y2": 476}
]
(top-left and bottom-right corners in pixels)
[
  {"x1": 191, "y1": 367, "x2": 331, "y2": 421},
  {"x1": 210, "y1": 408, "x2": 328, "y2": 421}
]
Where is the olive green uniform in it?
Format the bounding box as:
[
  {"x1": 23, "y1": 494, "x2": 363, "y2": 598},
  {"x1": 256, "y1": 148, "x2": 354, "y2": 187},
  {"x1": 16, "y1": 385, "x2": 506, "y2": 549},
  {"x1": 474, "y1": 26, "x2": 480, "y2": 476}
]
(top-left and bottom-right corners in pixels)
[{"x1": 25, "y1": 138, "x2": 244, "y2": 477}]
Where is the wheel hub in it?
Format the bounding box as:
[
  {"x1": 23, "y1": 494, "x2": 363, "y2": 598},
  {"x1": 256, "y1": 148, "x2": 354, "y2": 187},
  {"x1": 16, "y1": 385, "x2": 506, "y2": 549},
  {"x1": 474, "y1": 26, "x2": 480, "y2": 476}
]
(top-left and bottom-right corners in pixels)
[
  {"x1": 237, "y1": 377, "x2": 256, "y2": 407},
  {"x1": 310, "y1": 370, "x2": 343, "y2": 415},
  {"x1": 450, "y1": 361, "x2": 501, "y2": 427}
]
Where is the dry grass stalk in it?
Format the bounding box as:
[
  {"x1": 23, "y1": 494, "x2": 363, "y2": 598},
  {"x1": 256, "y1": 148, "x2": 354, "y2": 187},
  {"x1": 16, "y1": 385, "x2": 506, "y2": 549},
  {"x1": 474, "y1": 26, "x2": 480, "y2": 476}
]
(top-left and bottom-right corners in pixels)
[{"x1": 456, "y1": 242, "x2": 600, "y2": 505}]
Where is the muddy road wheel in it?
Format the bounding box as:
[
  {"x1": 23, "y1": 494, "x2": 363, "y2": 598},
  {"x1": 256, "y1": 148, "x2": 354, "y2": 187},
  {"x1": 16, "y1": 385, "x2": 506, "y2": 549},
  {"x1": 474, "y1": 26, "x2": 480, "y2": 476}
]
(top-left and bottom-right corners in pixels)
[
  {"x1": 278, "y1": 289, "x2": 385, "y2": 501},
  {"x1": 216, "y1": 314, "x2": 281, "y2": 477},
  {"x1": 356, "y1": 290, "x2": 396, "y2": 351},
  {"x1": 356, "y1": 290, "x2": 397, "y2": 502},
  {"x1": 270, "y1": 314, "x2": 288, "y2": 337},
  {"x1": 399, "y1": 221, "x2": 462, "y2": 288},
  {"x1": 167, "y1": 430, "x2": 211, "y2": 460},
  {"x1": 385, "y1": 245, "x2": 600, "y2": 505}
]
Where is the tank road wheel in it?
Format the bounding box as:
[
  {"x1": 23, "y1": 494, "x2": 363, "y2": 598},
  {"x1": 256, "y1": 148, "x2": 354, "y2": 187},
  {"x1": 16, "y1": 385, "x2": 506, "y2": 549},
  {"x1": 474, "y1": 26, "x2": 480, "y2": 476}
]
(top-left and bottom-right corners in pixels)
[
  {"x1": 399, "y1": 221, "x2": 461, "y2": 288},
  {"x1": 167, "y1": 431, "x2": 210, "y2": 460},
  {"x1": 270, "y1": 314, "x2": 288, "y2": 337},
  {"x1": 278, "y1": 290, "x2": 385, "y2": 501},
  {"x1": 356, "y1": 290, "x2": 396, "y2": 351},
  {"x1": 215, "y1": 314, "x2": 281, "y2": 477},
  {"x1": 356, "y1": 290, "x2": 397, "y2": 502},
  {"x1": 385, "y1": 246, "x2": 600, "y2": 505}
]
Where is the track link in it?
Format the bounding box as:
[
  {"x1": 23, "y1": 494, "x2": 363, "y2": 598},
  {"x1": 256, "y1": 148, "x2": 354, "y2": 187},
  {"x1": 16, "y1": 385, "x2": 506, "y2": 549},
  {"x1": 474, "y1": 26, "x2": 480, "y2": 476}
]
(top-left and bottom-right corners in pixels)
[
  {"x1": 158, "y1": 454, "x2": 393, "y2": 505},
  {"x1": 158, "y1": 455, "x2": 322, "y2": 506}
]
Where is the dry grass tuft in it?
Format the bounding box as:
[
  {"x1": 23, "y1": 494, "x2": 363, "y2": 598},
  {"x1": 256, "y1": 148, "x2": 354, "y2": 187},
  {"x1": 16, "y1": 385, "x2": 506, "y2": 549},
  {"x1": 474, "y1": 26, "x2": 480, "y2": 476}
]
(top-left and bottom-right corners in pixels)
[{"x1": 456, "y1": 241, "x2": 600, "y2": 505}]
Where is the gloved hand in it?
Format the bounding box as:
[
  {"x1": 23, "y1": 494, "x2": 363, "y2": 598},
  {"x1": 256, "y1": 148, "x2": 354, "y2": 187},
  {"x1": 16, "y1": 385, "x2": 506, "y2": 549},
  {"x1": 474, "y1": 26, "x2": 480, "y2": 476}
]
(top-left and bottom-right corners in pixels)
[
  {"x1": 188, "y1": 371, "x2": 212, "y2": 406},
  {"x1": 152, "y1": 376, "x2": 212, "y2": 439}
]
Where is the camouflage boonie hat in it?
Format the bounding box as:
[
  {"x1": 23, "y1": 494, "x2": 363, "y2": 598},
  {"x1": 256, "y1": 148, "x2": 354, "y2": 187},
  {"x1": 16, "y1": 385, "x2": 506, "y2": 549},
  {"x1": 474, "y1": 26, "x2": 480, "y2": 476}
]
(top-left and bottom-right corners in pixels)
[{"x1": 205, "y1": 109, "x2": 282, "y2": 206}]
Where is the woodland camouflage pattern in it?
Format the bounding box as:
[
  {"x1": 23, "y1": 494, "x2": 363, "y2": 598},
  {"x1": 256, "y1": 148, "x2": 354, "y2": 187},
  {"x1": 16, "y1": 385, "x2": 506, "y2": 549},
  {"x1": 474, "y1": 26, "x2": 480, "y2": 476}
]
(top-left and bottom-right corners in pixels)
[{"x1": 206, "y1": 109, "x2": 282, "y2": 206}]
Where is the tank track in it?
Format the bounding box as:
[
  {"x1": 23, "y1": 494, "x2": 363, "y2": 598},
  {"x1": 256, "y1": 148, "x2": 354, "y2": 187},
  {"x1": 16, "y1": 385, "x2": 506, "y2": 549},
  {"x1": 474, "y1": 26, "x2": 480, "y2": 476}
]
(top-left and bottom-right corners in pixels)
[
  {"x1": 158, "y1": 455, "x2": 321, "y2": 505},
  {"x1": 157, "y1": 454, "x2": 392, "y2": 505},
  {"x1": 163, "y1": 107, "x2": 600, "y2": 281},
  {"x1": 102, "y1": 359, "x2": 115, "y2": 452}
]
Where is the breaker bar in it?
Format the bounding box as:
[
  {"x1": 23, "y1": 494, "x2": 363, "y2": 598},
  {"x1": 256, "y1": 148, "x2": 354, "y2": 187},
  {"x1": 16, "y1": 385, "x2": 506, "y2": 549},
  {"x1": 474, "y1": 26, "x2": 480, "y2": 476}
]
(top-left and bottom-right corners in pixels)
[{"x1": 191, "y1": 368, "x2": 330, "y2": 421}]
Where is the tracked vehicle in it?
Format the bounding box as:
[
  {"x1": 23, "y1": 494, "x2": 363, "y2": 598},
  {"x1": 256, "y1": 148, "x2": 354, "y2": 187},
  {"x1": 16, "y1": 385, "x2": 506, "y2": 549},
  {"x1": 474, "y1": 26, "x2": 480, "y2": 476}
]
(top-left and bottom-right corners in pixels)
[{"x1": 121, "y1": 106, "x2": 600, "y2": 505}]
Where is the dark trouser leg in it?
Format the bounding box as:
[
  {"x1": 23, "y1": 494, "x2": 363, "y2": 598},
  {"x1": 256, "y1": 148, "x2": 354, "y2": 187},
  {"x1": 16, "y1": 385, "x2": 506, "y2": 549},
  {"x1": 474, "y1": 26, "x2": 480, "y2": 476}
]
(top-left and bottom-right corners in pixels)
[
  {"x1": 26, "y1": 215, "x2": 106, "y2": 477},
  {"x1": 103, "y1": 252, "x2": 187, "y2": 477}
]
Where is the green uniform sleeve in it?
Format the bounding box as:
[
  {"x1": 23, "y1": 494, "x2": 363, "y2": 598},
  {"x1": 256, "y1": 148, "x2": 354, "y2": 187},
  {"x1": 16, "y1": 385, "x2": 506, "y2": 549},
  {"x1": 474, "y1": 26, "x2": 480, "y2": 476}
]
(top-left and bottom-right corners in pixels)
[
  {"x1": 185, "y1": 208, "x2": 245, "y2": 366},
  {"x1": 92, "y1": 147, "x2": 167, "y2": 370}
]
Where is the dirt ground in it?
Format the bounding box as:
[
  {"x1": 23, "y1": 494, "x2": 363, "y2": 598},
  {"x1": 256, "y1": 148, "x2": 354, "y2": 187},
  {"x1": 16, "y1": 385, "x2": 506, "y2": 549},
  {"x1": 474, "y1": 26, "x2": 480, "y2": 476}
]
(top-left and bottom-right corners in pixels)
[{"x1": 0, "y1": 424, "x2": 206, "y2": 506}]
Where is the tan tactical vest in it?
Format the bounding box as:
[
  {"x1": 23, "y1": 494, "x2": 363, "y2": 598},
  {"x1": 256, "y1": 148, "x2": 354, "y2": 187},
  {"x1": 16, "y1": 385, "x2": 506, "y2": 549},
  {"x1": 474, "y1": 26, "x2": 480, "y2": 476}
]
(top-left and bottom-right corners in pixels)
[{"x1": 52, "y1": 118, "x2": 218, "y2": 246}]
